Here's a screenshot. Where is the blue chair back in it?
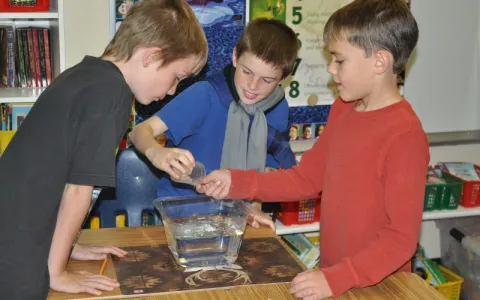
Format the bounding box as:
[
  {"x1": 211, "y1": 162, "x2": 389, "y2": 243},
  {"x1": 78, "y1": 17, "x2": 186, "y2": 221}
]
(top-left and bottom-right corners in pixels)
[{"x1": 90, "y1": 148, "x2": 162, "y2": 228}]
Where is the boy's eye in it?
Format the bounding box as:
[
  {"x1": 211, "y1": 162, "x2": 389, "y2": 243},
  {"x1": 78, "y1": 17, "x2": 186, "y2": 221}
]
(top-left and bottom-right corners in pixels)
[
  {"x1": 335, "y1": 60, "x2": 344, "y2": 64},
  {"x1": 263, "y1": 79, "x2": 273, "y2": 84},
  {"x1": 242, "y1": 69, "x2": 251, "y2": 75}
]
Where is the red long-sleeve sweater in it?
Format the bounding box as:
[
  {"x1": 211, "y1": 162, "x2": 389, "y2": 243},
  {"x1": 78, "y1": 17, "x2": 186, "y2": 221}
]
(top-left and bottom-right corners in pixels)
[{"x1": 228, "y1": 98, "x2": 430, "y2": 296}]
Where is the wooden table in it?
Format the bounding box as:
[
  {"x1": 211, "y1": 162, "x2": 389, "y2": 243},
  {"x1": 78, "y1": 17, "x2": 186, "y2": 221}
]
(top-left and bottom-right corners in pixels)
[{"x1": 47, "y1": 226, "x2": 445, "y2": 300}]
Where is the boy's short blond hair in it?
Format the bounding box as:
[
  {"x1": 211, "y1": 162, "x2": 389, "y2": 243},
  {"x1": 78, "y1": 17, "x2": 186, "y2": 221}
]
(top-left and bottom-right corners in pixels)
[
  {"x1": 235, "y1": 18, "x2": 298, "y2": 79},
  {"x1": 324, "y1": 0, "x2": 418, "y2": 74},
  {"x1": 103, "y1": 0, "x2": 207, "y2": 72}
]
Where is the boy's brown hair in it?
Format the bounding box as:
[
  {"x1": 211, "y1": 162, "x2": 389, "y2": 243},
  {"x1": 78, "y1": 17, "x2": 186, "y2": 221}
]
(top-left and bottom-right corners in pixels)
[
  {"x1": 323, "y1": 0, "x2": 418, "y2": 74},
  {"x1": 235, "y1": 18, "x2": 299, "y2": 78},
  {"x1": 103, "y1": 0, "x2": 207, "y2": 72}
]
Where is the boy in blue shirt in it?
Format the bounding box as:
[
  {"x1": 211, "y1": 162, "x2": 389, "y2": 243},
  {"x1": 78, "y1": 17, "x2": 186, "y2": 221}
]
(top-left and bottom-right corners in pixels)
[{"x1": 131, "y1": 18, "x2": 299, "y2": 228}]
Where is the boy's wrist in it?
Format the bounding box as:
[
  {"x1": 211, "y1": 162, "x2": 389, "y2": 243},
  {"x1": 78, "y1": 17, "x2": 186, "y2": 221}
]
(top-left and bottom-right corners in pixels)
[{"x1": 145, "y1": 144, "x2": 162, "y2": 162}]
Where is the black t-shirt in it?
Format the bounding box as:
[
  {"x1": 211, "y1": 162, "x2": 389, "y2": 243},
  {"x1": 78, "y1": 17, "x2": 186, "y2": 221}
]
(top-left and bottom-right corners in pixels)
[{"x1": 0, "y1": 56, "x2": 132, "y2": 298}]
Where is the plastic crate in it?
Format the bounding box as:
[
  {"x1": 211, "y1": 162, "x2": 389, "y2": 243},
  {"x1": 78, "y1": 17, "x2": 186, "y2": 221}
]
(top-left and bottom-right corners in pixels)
[
  {"x1": 435, "y1": 265, "x2": 464, "y2": 300},
  {"x1": 424, "y1": 176, "x2": 463, "y2": 211},
  {"x1": 439, "y1": 164, "x2": 480, "y2": 207},
  {"x1": 277, "y1": 195, "x2": 320, "y2": 226},
  {"x1": 0, "y1": 0, "x2": 50, "y2": 12}
]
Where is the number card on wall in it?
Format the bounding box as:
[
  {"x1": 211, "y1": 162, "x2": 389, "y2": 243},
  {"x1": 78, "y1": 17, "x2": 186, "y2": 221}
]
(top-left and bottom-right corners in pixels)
[{"x1": 285, "y1": 0, "x2": 353, "y2": 107}]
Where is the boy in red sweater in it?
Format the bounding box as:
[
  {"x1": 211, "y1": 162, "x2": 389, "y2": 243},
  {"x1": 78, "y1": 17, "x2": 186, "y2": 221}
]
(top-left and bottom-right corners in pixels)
[{"x1": 197, "y1": 0, "x2": 430, "y2": 299}]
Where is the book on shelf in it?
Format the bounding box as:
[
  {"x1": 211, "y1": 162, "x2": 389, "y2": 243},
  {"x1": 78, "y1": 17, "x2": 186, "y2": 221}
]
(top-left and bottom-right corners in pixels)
[
  {"x1": 0, "y1": 24, "x2": 53, "y2": 89},
  {"x1": 1, "y1": 103, "x2": 33, "y2": 131}
]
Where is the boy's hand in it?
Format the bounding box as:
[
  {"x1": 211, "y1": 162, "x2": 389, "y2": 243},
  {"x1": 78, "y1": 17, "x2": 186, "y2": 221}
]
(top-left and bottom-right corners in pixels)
[
  {"x1": 50, "y1": 270, "x2": 119, "y2": 296},
  {"x1": 146, "y1": 147, "x2": 195, "y2": 180},
  {"x1": 71, "y1": 243, "x2": 127, "y2": 261},
  {"x1": 289, "y1": 270, "x2": 333, "y2": 300},
  {"x1": 196, "y1": 169, "x2": 231, "y2": 199},
  {"x1": 247, "y1": 207, "x2": 276, "y2": 231}
]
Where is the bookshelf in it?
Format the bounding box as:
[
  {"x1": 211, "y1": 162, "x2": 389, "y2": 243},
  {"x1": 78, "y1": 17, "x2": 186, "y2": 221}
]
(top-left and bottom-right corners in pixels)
[
  {"x1": 0, "y1": 0, "x2": 63, "y2": 105},
  {"x1": 0, "y1": 0, "x2": 112, "y2": 105}
]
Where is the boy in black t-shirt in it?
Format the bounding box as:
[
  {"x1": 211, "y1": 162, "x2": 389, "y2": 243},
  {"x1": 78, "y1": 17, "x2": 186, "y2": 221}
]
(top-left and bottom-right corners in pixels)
[{"x1": 0, "y1": 0, "x2": 207, "y2": 298}]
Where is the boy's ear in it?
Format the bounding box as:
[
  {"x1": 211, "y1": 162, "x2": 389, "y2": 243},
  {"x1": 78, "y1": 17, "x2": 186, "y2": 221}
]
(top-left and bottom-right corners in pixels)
[
  {"x1": 372, "y1": 49, "x2": 392, "y2": 75},
  {"x1": 232, "y1": 47, "x2": 238, "y2": 67},
  {"x1": 143, "y1": 48, "x2": 163, "y2": 68}
]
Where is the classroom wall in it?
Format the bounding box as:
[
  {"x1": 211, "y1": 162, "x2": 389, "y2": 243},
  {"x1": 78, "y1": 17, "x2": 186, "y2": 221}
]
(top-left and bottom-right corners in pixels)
[
  {"x1": 405, "y1": 0, "x2": 480, "y2": 133},
  {"x1": 62, "y1": 0, "x2": 112, "y2": 70}
]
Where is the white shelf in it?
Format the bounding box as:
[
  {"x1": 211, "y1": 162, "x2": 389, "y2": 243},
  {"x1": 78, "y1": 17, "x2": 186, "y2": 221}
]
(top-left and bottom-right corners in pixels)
[
  {"x1": 275, "y1": 220, "x2": 320, "y2": 235},
  {"x1": 0, "y1": 12, "x2": 58, "y2": 19},
  {"x1": 422, "y1": 206, "x2": 480, "y2": 221},
  {"x1": 274, "y1": 206, "x2": 480, "y2": 235},
  {"x1": 0, "y1": 88, "x2": 44, "y2": 103}
]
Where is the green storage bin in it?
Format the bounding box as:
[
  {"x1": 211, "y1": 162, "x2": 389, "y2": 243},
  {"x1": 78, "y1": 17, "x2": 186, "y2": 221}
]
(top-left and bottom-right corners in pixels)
[
  {"x1": 424, "y1": 176, "x2": 463, "y2": 211},
  {"x1": 424, "y1": 184, "x2": 442, "y2": 211},
  {"x1": 440, "y1": 173, "x2": 463, "y2": 210}
]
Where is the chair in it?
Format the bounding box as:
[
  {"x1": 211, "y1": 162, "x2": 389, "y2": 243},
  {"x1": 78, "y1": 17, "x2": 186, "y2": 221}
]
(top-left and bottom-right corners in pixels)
[{"x1": 89, "y1": 148, "x2": 163, "y2": 228}]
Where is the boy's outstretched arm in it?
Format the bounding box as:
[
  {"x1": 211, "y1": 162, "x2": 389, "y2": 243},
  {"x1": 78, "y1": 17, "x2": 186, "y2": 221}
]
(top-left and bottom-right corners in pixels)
[
  {"x1": 48, "y1": 184, "x2": 119, "y2": 295},
  {"x1": 199, "y1": 142, "x2": 324, "y2": 201},
  {"x1": 130, "y1": 116, "x2": 195, "y2": 179},
  {"x1": 321, "y1": 130, "x2": 429, "y2": 296},
  {"x1": 198, "y1": 99, "x2": 346, "y2": 202}
]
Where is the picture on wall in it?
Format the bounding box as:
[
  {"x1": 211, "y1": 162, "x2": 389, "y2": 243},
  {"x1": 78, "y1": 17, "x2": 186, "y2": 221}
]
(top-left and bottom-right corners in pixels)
[
  {"x1": 289, "y1": 122, "x2": 326, "y2": 141},
  {"x1": 115, "y1": 0, "x2": 135, "y2": 32},
  {"x1": 250, "y1": 0, "x2": 286, "y2": 22}
]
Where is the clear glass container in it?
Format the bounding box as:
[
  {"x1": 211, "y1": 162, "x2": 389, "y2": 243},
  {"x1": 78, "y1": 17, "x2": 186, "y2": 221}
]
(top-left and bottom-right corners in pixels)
[{"x1": 153, "y1": 195, "x2": 249, "y2": 267}]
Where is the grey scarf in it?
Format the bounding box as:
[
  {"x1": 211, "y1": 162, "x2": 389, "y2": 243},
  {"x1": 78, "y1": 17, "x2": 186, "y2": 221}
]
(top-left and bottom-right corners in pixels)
[{"x1": 220, "y1": 68, "x2": 285, "y2": 172}]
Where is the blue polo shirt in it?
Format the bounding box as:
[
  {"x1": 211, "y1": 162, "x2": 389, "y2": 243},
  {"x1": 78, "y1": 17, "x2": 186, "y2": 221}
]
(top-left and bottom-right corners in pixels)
[{"x1": 154, "y1": 81, "x2": 289, "y2": 199}]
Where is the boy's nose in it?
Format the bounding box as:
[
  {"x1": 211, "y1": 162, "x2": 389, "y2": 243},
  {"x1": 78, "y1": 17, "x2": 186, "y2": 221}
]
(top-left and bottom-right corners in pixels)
[
  {"x1": 327, "y1": 61, "x2": 336, "y2": 75},
  {"x1": 248, "y1": 78, "x2": 259, "y2": 90},
  {"x1": 167, "y1": 83, "x2": 177, "y2": 96}
]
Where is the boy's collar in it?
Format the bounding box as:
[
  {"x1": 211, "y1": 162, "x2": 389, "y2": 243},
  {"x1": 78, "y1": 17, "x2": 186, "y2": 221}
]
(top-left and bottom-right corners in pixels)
[{"x1": 223, "y1": 64, "x2": 240, "y2": 103}]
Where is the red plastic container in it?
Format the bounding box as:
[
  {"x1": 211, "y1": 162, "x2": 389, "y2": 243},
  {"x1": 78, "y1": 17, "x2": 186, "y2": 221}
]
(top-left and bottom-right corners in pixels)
[
  {"x1": 0, "y1": 0, "x2": 50, "y2": 12},
  {"x1": 438, "y1": 163, "x2": 480, "y2": 207},
  {"x1": 277, "y1": 195, "x2": 321, "y2": 226}
]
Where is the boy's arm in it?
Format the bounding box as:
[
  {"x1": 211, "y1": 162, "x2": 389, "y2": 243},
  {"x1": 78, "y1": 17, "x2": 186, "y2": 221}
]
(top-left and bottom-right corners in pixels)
[
  {"x1": 130, "y1": 116, "x2": 195, "y2": 178},
  {"x1": 226, "y1": 99, "x2": 346, "y2": 202},
  {"x1": 48, "y1": 184, "x2": 92, "y2": 276},
  {"x1": 131, "y1": 82, "x2": 211, "y2": 176},
  {"x1": 48, "y1": 184, "x2": 120, "y2": 295},
  {"x1": 47, "y1": 109, "x2": 125, "y2": 294},
  {"x1": 321, "y1": 130, "x2": 430, "y2": 296}
]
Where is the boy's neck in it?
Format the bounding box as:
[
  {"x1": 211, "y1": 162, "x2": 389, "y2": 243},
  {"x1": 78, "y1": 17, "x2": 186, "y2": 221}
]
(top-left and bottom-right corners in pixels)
[
  {"x1": 355, "y1": 76, "x2": 403, "y2": 112},
  {"x1": 101, "y1": 55, "x2": 134, "y2": 87}
]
